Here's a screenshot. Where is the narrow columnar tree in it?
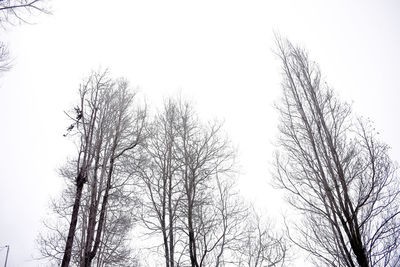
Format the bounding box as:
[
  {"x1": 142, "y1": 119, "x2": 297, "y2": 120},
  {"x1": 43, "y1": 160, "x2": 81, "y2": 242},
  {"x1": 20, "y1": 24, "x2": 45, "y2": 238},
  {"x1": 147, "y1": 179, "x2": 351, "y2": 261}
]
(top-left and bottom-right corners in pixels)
[{"x1": 273, "y1": 37, "x2": 400, "y2": 267}]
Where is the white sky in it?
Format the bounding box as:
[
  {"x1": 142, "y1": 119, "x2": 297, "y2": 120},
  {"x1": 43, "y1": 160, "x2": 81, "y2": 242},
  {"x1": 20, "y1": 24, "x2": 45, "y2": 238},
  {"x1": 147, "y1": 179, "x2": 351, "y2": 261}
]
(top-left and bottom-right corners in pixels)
[{"x1": 0, "y1": 0, "x2": 399, "y2": 266}]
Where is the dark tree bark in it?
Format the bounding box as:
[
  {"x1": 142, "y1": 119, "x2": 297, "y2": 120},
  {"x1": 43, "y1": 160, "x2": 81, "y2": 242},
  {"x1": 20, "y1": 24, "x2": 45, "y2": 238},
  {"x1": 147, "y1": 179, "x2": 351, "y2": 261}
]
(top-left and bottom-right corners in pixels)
[{"x1": 61, "y1": 172, "x2": 86, "y2": 267}]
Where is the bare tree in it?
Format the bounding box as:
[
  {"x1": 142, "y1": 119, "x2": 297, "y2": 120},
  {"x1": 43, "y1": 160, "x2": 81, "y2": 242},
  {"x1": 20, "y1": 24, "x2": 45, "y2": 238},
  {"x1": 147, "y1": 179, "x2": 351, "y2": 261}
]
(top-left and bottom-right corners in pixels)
[
  {"x1": 38, "y1": 70, "x2": 146, "y2": 267},
  {"x1": 80, "y1": 77, "x2": 146, "y2": 267},
  {"x1": 173, "y1": 100, "x2": 237, "y2": 267},
  {"x1": 273, "y1": 37, "x2": 400, "y2": 267},
  {"x1": 60, "y1": 72, "x2": 105, "y2": 267},
  {"x1": 136, "y1": 99, "x2": 182, "y2": 267}
]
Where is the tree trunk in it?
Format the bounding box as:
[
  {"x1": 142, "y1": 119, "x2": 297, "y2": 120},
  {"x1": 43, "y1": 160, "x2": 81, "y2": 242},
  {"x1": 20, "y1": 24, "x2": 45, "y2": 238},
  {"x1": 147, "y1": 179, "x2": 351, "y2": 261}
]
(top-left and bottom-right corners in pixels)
[
  {"x1": 82, "y1": 147, "x2": 102, "y2": 267},
  {"x1": 168, "y1": 175, "x2": 174, "y2": 267},
  {"x1": 188, "y1": 205, "x2": 199, "y2": 267},
  {"x1": 353, "y1": 241, "x2": 369, "y2": 267},
  {"x1": 163, "y1": 224, "x2": 170, "y2": 267},
  {"x1": 61, "y1": 173, "x2": 86, "y2": 267}
]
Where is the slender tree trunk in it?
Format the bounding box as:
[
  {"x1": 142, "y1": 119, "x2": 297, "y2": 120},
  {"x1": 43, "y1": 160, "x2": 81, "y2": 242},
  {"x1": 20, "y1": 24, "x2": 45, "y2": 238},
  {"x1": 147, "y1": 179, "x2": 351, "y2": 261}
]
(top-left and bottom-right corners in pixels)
[
  {"x1": 168, "y1": 174, "x2": 174, "y2": 267},
  {"x1": 163, "y1": 223, "x2": 170, "y2": 267},
  {"x1": 188, "y1": 204, "x2": 199, "y2": 267},
  {"x1": 162, "y1": 165, "x2": 170, "y2": 267},
  {"x1": 61, "y1": 173, "x2": 86, "y2": 267},
  {"x1": 167, "y1": 113, "x2": 175, "y2": 267}
]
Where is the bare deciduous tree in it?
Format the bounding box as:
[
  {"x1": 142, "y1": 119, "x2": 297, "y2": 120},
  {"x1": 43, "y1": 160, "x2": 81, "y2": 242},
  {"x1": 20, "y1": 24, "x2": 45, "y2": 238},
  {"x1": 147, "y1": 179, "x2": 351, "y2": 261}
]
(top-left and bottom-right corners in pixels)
[
  {"x1": 136, "y1": 99, "x2": 182, "y2": 267},
  {"x1": 60, "y1": 72, "x2": 105, "y2": 267},
  {"x1": 273, "y1": 37, "x2": 400, "y2": 267},
  {"x1": 80, "y1": 77, "x2": 146, "y2": 267},
  {"x1": 39, "y1": 70, "x2": 146, "y2": 267},
  {"x1": 174, "y1": 100, "x2": 237, "y2": 267}
]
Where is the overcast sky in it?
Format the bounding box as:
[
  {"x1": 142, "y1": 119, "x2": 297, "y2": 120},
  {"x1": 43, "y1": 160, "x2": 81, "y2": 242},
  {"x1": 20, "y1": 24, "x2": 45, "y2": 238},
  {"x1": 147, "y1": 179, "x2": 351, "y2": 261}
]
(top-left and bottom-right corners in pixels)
[{"x1": 0, "y1": 0, "x2": 399, "y2": 266}]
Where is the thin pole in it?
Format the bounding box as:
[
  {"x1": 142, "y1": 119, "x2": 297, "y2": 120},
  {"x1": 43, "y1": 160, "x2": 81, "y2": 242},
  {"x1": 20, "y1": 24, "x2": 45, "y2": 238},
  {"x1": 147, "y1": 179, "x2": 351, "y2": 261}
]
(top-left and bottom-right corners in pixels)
[{"x1": 4, "y1": 245, "x2": 9, "y2": 267}]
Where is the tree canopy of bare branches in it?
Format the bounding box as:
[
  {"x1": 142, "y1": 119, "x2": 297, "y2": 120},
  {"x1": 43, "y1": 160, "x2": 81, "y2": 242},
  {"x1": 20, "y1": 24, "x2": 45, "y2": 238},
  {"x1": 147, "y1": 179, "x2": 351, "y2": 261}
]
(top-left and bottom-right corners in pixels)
[
  {"x1": 40, "y1": 76, "x2": 289, "y2": 267},
  {"x1": 273, "y1": 37, "x2": 400, "y2": 267},
  {"x1": 136, "y1": 98, "x2": 282, "y2": 267}
]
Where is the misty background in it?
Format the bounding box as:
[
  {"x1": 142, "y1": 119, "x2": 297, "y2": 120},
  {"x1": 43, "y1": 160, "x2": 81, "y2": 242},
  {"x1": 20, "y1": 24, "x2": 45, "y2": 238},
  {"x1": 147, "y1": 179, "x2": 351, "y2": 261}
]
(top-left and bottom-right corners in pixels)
[{"x1": 0, "y1": 0, "x2": 400, "y2": 265}]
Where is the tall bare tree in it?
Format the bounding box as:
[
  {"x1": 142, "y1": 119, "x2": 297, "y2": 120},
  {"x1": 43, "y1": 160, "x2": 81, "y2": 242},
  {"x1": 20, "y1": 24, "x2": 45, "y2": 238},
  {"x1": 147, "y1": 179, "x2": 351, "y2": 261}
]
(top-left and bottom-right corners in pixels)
[
  {"x1": 273, "y1": 37, "x2": 400, "y2": 267},
  {"x1": 136, "y1": 99, "x2": 182, "y2": 267},
  {"x1": 80, "y1": 77, "x2": 146, "y2": 267},
  {"x1": 60, "y1": 72, "x2": 106, "y2": 267},
  {"x1": 173, "y1": 100, "x2": 237, "y2": 267},
  {"x1": 38, "y1": 70, "x2": 145, "y2": 267}
]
